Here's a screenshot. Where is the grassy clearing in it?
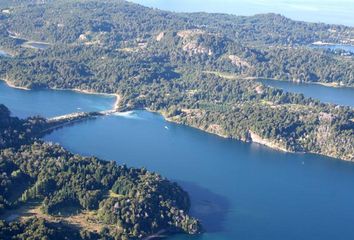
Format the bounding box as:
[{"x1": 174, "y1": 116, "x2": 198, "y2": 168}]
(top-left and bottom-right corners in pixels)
[
  {"x1": 0, "y1": 201, "x2": 105, "y2": 233},
  {"x1": 0, "y1": 201, "x2": 40, "y2": 222},
  {"x1": 260, "y1": 99, "x2": 274, "y2": 106},
  {"x1": 203, "y1": 71, "x2": 243, "y2": 80},
  {"x1": 109, "y1": 190, "x2": 124, "y2": 199}
]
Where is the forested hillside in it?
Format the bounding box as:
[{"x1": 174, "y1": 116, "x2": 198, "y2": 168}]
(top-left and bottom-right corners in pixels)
[
  {"x1": 0, "y1": 104, "x2": 201, "y2": 239},
  {"x1": 1, "y1": 0, "x2": 353, "y2": 45},
  {"x1": 0, "y1": 104, "x2": 47, "y2": 149},
  {"x1": 0, "y1": 0, "x2": 353, "y2": 86},
  {"x1": 0, "y1": 0, "x2": 353, "y2": 161}
]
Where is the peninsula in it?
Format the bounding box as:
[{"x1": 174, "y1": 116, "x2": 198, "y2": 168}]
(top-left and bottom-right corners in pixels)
[{"x1": 0, "y1": 103, "x2": 202, "y2": 239}]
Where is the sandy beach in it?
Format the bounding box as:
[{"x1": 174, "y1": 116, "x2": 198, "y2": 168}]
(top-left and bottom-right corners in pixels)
[{"x1": 1, "y1": 78, "x2": 30, "y2": 90}]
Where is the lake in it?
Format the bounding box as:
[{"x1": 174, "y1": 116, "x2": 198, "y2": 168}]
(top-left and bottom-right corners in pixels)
[
  {"x1": 130, "y1": 0, "x2": 354, "y2": 26},
  {"x1": 261, "y1": 79, "x2": 354, "y2": 107},
  {"x1": 7, "y1": 34, "x2": 51, "y2": 50},
  {"x1": 312, "y1": 44, "x2": 354, "y2": 54},
  {"x1": 22, "y1": 41, "x2": 51, "y2": 50},
  {"x1": 0, "y1": 81, "x2": 115, "y2": 118},
  {"x1": 1, "y1": 82, "x2": 354, "y2": 240}
]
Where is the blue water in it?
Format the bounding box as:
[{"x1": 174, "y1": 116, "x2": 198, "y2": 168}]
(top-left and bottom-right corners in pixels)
[
  {"x1": 130, "y1": 0, "x2": 354, "y2": 26},
  {"x1": 261, "y1": 79, "x2": 354, "y2": 107},
  {"x1": 0, "y1": 81, "x2": 115, "y2": 118},
  {"x1": 23, "y1": 42, "x2": 51, "y2": 50},
  {"x1": 312, "y1": 44, "x2": 354, "y2": 53},
  {"x1": 1, "y1": 82, "x2": 354, "y2": 240},
  {"x1": 44, "y1": 111, "x2": 354, "y2": 240}
]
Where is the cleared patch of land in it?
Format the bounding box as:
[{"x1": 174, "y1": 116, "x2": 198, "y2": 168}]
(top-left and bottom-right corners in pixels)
[
  {"x1": 203, "y1": 71, "x2": 244, "y2": 80},
  {"x1": 0, "y1": 202, "x2": 106, "y2": 233},
  {"x1": 108, "y1": 190, "x2": 124, "y2": 199}
]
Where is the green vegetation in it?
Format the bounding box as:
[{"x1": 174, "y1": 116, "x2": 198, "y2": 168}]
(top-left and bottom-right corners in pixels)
[
  {"x1": 0, "y1": 218, "x2": 91, "y2": 240},
  {"x1": 0, "y1": 1, "x2": 353, "y2": 238},
  {"x1": 0, "y1": 0, "x2": 353, "y2": 88},
  {"x1": 0, "y1": 104, "x2": 201, "y2": 239},
  {"x1": 0, "y1": 0, "x2": 353, "y2": 161},
  {"x1": 0, "y1": 104, "x2": 47, "y2": 149}
]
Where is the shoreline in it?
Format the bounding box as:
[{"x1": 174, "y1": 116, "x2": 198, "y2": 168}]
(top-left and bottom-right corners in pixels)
[
  {"x1": 1, "y1": 79, "x2": 121, "y2": 111},
  {"x1": 146, "y1": 107, "x2": 292, "y2": 152},
  {"x1": 23, "y1": 40, "x2": 51, "y2": 45},
  {"x1": 142, "y1": 230, "x2": 166, "y2": 240},
  {"x1": 1, "y1": 80, "x2": 351, "y2": 161},
  {"x1": 311, "y1": 81, "x2": 354, "y2": 89},
  {"x1": 164, "y1": 112, "x2": 354, "y2": 161},
  {"x1": 249, "y1": 131, "x2": 289, "y2": 153},
  {"x1": 256, "y1": 77, "x2": 354, "y2": 89},
  {"x1": 145, "y1": 108, "x2": 354, "y2": 162},
  {"x1": 1, "y1": 78, "x2": 30, "y2": 90},
  {"x1": 206, "y1": 73, "x2": 354, "y2": 89},
  {"x1": 312, "y1": 41, "x2": 354, "y2": 47},
  {"x1": 53, "y1": 88, "x2": 122, "y2": 112},
  {"x1": 50, "y1": 87, "x2": 118, "y2": 97},
  {"x1": 68, "y1": 88, "x2": 121, "y2": 111}
]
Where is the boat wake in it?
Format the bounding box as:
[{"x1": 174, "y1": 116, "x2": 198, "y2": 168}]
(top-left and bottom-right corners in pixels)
[{"x1": 113, "y1": 111, "x2": 143, "y2": 120}]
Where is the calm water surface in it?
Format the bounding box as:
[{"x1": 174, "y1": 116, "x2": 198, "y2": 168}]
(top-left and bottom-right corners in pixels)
[
  {"x1": 261, "y1": 79, "x2": 354, "y2": 107},
  {"x1": 130, "y1": 0, "x2": 354, "y2": 26},
  {"x1": 1, "y1": 83, "x2": 354, "y2": 240},
  {"x1": 22, "y1": 41, "x2": 51, "y2": 50},
  {"x1": 0, "y1": 81, "x2": 115, "y2": 118},
  {"x1": 312, "y1": 44, "x2": 354, "y2": 53},
  {"x1": 44, "y1": 111, "x2": 354, "y2": 240}
]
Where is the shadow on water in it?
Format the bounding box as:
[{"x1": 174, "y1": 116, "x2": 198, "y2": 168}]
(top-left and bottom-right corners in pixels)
[{"x1": 177, "y1": 181, "x2": 230, "y2": 233}]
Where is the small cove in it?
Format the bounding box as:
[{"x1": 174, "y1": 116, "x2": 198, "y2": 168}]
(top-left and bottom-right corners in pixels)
[
  {"x1": 260, "y1": 79, "x2": 354, "y2": 107},
  {"x1": 0, "y1": 81, "x2": 115, "y2": 118}
]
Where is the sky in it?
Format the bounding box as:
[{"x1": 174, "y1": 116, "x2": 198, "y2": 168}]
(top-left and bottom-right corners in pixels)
[{"x1": 129, "y1": 0, "x2": 354, "y2": 26}]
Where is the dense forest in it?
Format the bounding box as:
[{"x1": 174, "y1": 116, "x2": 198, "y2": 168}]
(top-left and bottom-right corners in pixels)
[
  {"x1": 0, "y1": 104, "x2": 47, "y2": 149},
  {"x1": 0, "y1": 104, "x2": 201, "y2": 239},
  {"x1": 0, "y1": 0, "x2": 353, "y2": 86}
]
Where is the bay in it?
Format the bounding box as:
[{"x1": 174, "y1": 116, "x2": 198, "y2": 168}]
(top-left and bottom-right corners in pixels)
[
  {"x1": 261, "y1": 79, "x2": 354, "y2": 107},
  {"x1": 0, "y1": 81, "x2": 115, "y2": 118}
]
